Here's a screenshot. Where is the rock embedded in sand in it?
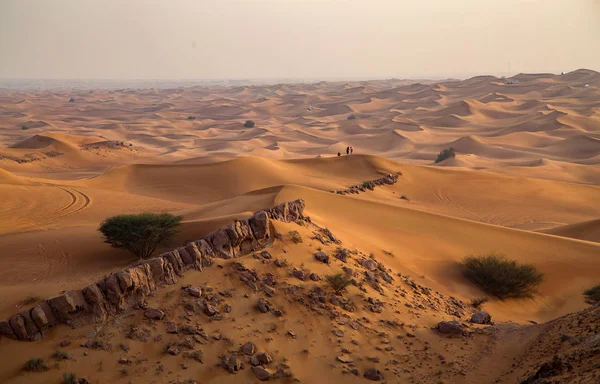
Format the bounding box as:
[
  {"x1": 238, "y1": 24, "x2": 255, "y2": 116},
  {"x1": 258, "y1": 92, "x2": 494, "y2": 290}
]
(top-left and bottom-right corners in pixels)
[
  {"x1": 167, "y1": 345, "x2": 180, "y2": 355},
  {"x1": 256, "y1": 298, "x2": 272, "y2": 313},
  {"x1": 292, "y1": 268, "x2": 306, "y2": 281},
  {"x1": 314, "y1": 251, "x2": 330, "y2": 264},
  {"x1": 332, "y1": 329, "x2": 344, "y2": 338},
  {"x1": 337, "y1": 355, "x2": 354, "y2": 363},
  {"x1": 309, "y1": 273, "x2": 320, "y2": 281},
  {"x1": 241, "y1": 341, "x2": 256, "y2": 355},
  {"x1": 222, "y1": 354, "x2": 243, "y2": 373},
  {"x1": 251, "y1": 351, "x2": 273, "y2": 366},
  {"x1": 144, "y1": 308, "x2": 165, "y2": 320},
  {"x1": 185, "y1": 286, "x2": 202, "y2": 298},
  {"x1": 470, "y1": 311, "x2": 492, "y2": 324},
  {"x1": 166, "y1": 321, "x2": 178, "y2": 334},
  {"x1": 252, "y1": 366, "x2": 272, "y2": 381},
  {"x1": 437, "y1": 320, "x2": 464, "y2": 335},
  {"x1": 364, "y1": 368, "x2": 384, "y2": 381}
]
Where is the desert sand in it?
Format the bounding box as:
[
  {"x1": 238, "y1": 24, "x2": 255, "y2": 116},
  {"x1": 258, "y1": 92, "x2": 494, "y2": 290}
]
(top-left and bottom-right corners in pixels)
[{"x1": 0, "y1": 70, "x2": 599, "y2": 383}]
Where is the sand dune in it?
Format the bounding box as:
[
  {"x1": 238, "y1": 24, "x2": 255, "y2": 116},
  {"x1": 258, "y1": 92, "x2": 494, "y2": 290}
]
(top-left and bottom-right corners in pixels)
[{"x1": 0, "y1": 71, "x2": 599, "y2": 383}]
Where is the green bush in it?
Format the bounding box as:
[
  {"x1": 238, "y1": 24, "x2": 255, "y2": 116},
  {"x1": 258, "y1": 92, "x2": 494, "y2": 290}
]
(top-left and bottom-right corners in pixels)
[
  {"x1": 470, "y1": 297, "x2": 488, "y2": 309},
  {"x1": 99, "y1": 213, "x2": 182, "y2": 260},
  {"x1": 435, "y1": 147, "x2": 456, "y2": 163},
  {"x1": 583, "y1": 284, "x2": 600, "y2": 305},
  {"x1": 244, "y1": 120, "x2": 255, "y2": 128},
  {"x1": 288, "y1": 230, "x2": 303, "y2": 244},
  {"x1": 187, "y1": 116, "x2": 196, "y2": 120},
  {"x1": 62, "y1": 372, "x2": 77, "y2": 384},
  {"x1": 23, "y1": 358, "x2": 48, "y2": 372},
  {"x1": 462, "y1": 253, "x2": 543, "y2": 299},
  {"x1": 325, "y1": 273, "x2": 353, "y2": 294}
]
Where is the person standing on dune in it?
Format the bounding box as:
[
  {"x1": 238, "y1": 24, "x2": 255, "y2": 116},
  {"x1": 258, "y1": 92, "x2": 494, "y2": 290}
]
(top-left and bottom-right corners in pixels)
[
  {"x1": 346, "y1": 146, "x2": 350, "y2": 156},
  {"x1": 350, "y1": 146, "x2": 354, "y2": 155}
]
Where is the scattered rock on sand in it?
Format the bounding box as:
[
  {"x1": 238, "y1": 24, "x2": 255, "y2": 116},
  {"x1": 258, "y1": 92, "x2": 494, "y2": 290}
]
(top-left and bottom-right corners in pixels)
[
  {"x1": 292, "y1": 268, "x2": 306, "y2": 281},
  {"x1": 241, "y1": 341, "x2": 256, "y2": 355},
  {"x1": 437, "y1": 320, "x2": 464, "y2": 335},
  {"x1": 222, "y1": 354, "x2": 243, "y2": 373},
  {"x1": 332, "y1": 329, "x2": 344, "y2": 338},
  {"x1": 256, "y1": 298, "x2": 272, "y2": 313},
  {"x1": 364, "y1": 368, "x2": 384, "y2": 381},
  {"x1": 337, "y1": 355, "x2": 354, "y2": 363},
  {"x1": 310, "y1": 273, "x2": 320, "y2": 281},
  {"x1": 252, "y1": 366, "x2": 272, "y2": 381},
  {"x1": 314, "y1": 252, "x2": 330, "y2": 264},
  {"x1": 166, "y1": 321, "x2": 178, "y2": 334},
  {"x1": 251, "y1": 351, "x2": 273, "y2": 366},
  {"x1": 144, "y1": 308, "x2": 165, "y2": 320},
  {"x1": 185, "y1": 286, "x2": 203, "y2": 298},
  {"x1": 470, "y1": 311, "x2": 492, "y2": 324}
]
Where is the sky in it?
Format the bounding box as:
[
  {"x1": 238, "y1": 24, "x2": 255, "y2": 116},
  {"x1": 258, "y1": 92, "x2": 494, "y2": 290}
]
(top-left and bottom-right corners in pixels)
[{"x1": 1, "y1": 0, "x2": 599, "y2": 80}]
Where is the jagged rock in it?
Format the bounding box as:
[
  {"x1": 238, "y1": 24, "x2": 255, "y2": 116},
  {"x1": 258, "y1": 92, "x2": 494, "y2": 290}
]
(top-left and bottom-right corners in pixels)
[
  {"x1": 379, "y1": 271, "x2": 393, "y2": 283},
  {"x1": 185, "y1": 286, "x2": 202, "y2": 298},
  {"x1": 437, "y1": 320, "x2": 464, "y2": 335},
  {"x1": 251, "y1": 352, "x2": 273, "y2": 366},
  {"x1": 292, "y1": 268, "x2": 306, "y2": 281},
  {"x1": 183, "y1": 350, "x2": 204, "y2": 363},
  {"x1": 144, "y1": 308, "x2": 165, "y2": 320},
  {"x1": 249, "y1": 211, "x2": 271, "y2": 245},
  {"x1": 166, "y1": 321, "x2": 178, "y2": 334},
  {"x1": 470, "y1": 311, "x2": 492, "y2": 324},
  {"x1": 222, "y1": 354, "x2": 243, "y2": 373},
  {"x1": 314, "y1": 252, "x2": 330, "y2": 264},
  {"x1": 31, "y1": 301, "x2": 58, "y2": 333},
  {"x1": 335, "y1": 248, "x2": 349, "y2": 262},
  {"x1": 207, "y1": 229, "x2": 234, "y2": 259},
  {"x1": 180, "y1": 324, "x2": 200, "y2": 335},
  {"x1": 332, "y1": 329, "x2": 344, "y2": 338},
  {"x1": 337, "y1": 355, "x2": 354, "y2": 363},
  {"x1": 260, "y1": 251, "x2": 272, "y2": 259},
  {"x1": 167, "y1": 345, "x2": 180, "y2": 355},
  {"x1": 309, "y1": 273, "x2": 320, "y2": 281},
  {"x1": 204, "y1": 304, "x2": 218, "y2": 317},
  {"x1": 252, "y1": 366, "x2": 272, "y2": 381},
  {"x1": 361, "y1": 258, "x2": 379, "y2": 271},
  {"x1": 241, "y1": 341, "x2": 256, "y2": 355},
  {"x1": 256, "y1": 298, "x2": 271, "y2": 313},
  {"x1": 364, "y1": 368, "x2": 384, "y2": 381}
]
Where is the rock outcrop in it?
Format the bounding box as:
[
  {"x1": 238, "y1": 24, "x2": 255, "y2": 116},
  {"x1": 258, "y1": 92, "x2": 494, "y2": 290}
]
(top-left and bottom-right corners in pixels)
[
  {"x1": 0, "y1": 199, "x2": 307, "y2": 342},
  {"x1": 332, "y1": 174, "x2": 400, "y2": 195}
]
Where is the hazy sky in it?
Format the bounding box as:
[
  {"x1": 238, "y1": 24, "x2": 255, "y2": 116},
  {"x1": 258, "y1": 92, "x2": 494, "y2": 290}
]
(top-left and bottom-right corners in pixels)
[{"x1": 1, "y1": 0, "x2": 599, "y2": 80}]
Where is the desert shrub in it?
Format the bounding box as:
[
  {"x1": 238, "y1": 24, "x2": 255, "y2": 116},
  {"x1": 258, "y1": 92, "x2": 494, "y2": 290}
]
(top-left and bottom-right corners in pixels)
[
  {"x1": 52, "y1": 350, "x2": 72, "y2": 361},
  {"x1": 23, "y1": 358, "x2": 48, "y2": 372},
  {"x1": 583, "y1": 284, "x2": 600, "y2": 305},
  {"x1": 288, "y1": 230, "x2": 302, "y2": 244},
  {"x1": 98, "y1": 213, "x2": 182, "y2": 260},
  {"x1": 244, "y1": 120, "x2": 255, "y2": 128},
  {"x1": 187, "y1": 115, "x2": 196, "y2": 120},
  {"x1": 325, "y1": 273, "x2": 353, "y2": 294},
  {"x1": 62, "y1": 372, "x2": 77, "y2": 384},
  {"x1": 435, "y1": 147, "x2": 456, "y2": 163},
  {"x1": 462, "y1": 253, "x2": 543, "y2": 299},
  {"x1": 470, "y1": 297, "x2": 488, "y2": 309},
  {"x1": 400, "y1": 195, "x2": 409, "y2": 201},
  {"x1": 347, "y1": 114, "x2": 356, "y2": 120}
]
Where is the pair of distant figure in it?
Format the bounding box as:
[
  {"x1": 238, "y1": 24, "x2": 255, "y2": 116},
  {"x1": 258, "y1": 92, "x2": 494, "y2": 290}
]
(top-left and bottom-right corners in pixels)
[{"x1": 337, "y1": 146, "x2": 354, "y2": 157}]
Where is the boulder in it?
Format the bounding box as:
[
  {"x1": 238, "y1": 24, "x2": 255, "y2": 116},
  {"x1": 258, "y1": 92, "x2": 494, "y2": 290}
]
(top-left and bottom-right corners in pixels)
[
  {"x1": 166, "y1": 321, "x2": 178, "y2": 334},
  {"x1": 203, "y1": 303, "x2": 218, "y2": 317},
  {"x1": 226, "y1": 220, "x2": 258, "y2": 255},
  {"x1": 144, "y1": 308, "x2": 165, "y2": 320},
  {"x1": 364, "y1": 368, "x2": 384, "y2": 381},
  {"x1": 252, "y1": 366, "x2": 272, "y2": 381},
  {"x1": 9, "y1": 311, "x2": 41, "y2": 341},
  {"x1": 183, "y1": 242, "x2": 203, "y2": 270},
  {"x1": 144, "y1": 257, "x2": 166, "y2": 283},
  {"x1": 207, "y1": 228, "x2": 235, "y2": 259},
  {"x1": 314, "y1": 252, "x2": 330, "y2": 264},
  {"x1": 251, "y1": 351, "x2": 273, "y2": 366},
  {"x1": 437, "y1": 320, "x2": 464, "y2": 335},
  {"x1": 0, "y1": 320, "x2": 16, "y2": 340},
  {"x1": 248, "y1": 211, "x2": 271, "y2": 245},
  {"x1": 161, "y1": 250, "x2": 184, "y2": 276},
  {"x1": 47, "y1": 290, "x2": 89, "y2": 324},
  {"x1": 194, "y1": 239, "x2": 215, "y2": 267},
  {"x1": 30, "y1": 301, "x2": 58, "y2": 332},
  {"x1": 309, "y1": 273, "x2": 320, "y2": 281},
  {"x1": 470, "y1": 311, "x2": 492, "y2": 324},
  {"x1": 337, "y1": 355, "x2": 353, "y2": 363}
]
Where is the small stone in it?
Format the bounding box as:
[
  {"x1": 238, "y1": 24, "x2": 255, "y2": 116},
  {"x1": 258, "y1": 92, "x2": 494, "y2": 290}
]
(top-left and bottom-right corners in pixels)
[
  {"x1": 118, "y1": 357, "x2": 132, "y2": 365},
  {"x1": 287, "y1": 330, "x2": 297, "y2": 339},
  {"x1": 222, "y1": 354, "x2": 243, "y2": 373},
  {"x1": 166, "y1": 321, "x2": 178, "y2": 334},
  {"x1": 59, "y1": 340, "x2": 71, "y2": 348},
  {"x1": 332, "y1": 329, "x2": 344, "y2": 338},
  {"x1": 185, "y1": 286, "x2": 203, "y2": 298},
  {"x1": 314, "y1": 252, "x2": 330, "y2": 264},
  {"x1": 364, "y1": 368, "x2": 384, "y2": 381},
  {"x1": 337, "y1": 355, "x2": 354, "y2": 363},
  {"x1": 167, "y1": 345, "x2": 180, "y2": 355},
  {"x1": 309, "y1": 273, "x2": 320, "y2": 281}
]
